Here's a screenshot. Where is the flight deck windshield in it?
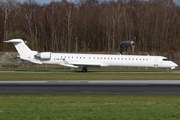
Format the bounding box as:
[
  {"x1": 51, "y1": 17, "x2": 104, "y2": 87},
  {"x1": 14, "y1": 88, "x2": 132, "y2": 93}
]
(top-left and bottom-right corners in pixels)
[{"x1": 163, "y1": 59, "x2": 170, "y2": 61}]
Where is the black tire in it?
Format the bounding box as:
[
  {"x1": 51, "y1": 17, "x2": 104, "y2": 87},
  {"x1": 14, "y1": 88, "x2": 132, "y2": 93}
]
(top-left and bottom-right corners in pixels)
[
  {"x1": 82, "y1": 68, "x2": 87, "y2": 72},
  {"x1": 82, "y1": 68, "x2": 86, "y2": 72}
]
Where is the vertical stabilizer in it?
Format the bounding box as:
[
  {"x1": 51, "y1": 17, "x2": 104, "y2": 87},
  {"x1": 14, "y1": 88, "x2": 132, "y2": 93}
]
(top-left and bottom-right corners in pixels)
[{"x1": 4, "y1": 39, "x2": 37, "y2": 58}]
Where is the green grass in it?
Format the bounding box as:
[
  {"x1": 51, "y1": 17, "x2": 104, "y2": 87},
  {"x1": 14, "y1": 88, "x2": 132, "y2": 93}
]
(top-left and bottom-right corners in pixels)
[
  {"x1": 0, "y1": 73, "x2": 180, "y2": 80},
  {"x1": 0, "y1": 95, "x2": 180, "y2": 120}
]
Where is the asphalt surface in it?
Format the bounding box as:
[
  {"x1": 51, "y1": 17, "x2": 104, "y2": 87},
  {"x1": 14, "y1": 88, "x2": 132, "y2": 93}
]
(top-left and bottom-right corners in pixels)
[{"x1": 1, "y1": 80, "x2": 180, "y2": 95}]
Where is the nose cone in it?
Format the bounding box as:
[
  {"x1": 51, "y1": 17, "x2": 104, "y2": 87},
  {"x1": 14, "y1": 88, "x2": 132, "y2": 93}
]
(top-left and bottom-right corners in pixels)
[
  {"x1": 174, "y1": 62, "x2": 178, "y2": 67},
  {"x1": 175, "y1": 63, "x2": 178, "y2": 67},
  {"x1": 171, "y1": 62, "x2": 178, "y2": 69}
]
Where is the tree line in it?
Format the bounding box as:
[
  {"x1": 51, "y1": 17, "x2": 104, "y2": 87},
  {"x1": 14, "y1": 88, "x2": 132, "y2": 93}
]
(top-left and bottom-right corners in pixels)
[{"x1": 0, "y1": 0, "x2": 180, "y2": 54}]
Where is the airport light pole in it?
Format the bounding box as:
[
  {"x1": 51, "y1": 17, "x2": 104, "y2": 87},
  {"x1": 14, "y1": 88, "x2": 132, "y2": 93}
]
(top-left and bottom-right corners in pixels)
[
  {"x1": 76, "y1": 37, "x2": 78, "y2": 53},
  {"x1": 18, "y1": 61, "x2": 20, "y2": 69},
  {"x1": 9, "y1": 61, "x2": 10, "y2": 69}
]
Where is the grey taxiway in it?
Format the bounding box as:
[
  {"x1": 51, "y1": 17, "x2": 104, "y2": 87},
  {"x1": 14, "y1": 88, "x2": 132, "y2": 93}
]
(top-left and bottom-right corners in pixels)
[{"x1": 1, "y1": 80, "x2": 180, "y2": 95}]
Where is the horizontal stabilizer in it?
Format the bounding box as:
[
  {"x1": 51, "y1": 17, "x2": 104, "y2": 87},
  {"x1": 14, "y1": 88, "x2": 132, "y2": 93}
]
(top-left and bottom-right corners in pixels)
[{"x1": 4, "y1": 39, "x2": 23, "y2": 43}]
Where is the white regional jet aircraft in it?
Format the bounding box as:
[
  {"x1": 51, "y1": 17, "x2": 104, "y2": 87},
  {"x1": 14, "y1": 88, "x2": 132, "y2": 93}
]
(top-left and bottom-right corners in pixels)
[{"x1": 5, "y1": 39, "x2": 178, "y2": 72}]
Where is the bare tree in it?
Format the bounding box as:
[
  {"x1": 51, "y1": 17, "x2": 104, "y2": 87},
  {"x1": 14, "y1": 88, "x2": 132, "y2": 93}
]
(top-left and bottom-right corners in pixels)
[
  {"x1": 0, "y1": 0, "x2": 18, "y2": 51},
  {"x1": 63, "y1": 3, "x2": 73, "y2": 52},
  {"x1": 19, "y1": 0, "x2": 40, "y2": 50},
  {"x1": 0, "y1": 0, "x2": 179, "y2": 56}
]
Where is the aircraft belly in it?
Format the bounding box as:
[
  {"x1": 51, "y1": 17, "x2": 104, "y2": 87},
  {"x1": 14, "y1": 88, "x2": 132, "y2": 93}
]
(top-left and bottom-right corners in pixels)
[{"x1": 105, "y1": 61, "x2": 153, "y2": 67}]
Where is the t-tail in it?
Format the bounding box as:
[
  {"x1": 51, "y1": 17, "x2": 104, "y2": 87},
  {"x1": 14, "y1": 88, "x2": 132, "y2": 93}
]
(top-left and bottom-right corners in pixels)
[{"x1": 4, "y1": 39, "x2": 38, "y2": 60}]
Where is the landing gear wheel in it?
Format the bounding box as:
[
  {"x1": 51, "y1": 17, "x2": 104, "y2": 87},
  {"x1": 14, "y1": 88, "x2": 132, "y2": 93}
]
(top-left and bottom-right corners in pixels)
[{"x1": 82, "y1": 68, "x2": 87, "y2": 72}]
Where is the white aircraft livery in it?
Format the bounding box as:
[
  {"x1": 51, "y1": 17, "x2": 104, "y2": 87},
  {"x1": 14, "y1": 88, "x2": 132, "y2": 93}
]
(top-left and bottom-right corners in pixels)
[{"x1": 5, "y1": 39, "x2": 178, "y2": 72}]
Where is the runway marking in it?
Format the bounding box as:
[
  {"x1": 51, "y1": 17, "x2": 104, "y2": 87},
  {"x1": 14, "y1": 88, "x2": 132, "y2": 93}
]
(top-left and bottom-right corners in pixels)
[
  {"x1": 24, "y1": 91, "x2": 35, "y2": 92},
  {"x1": 0, "y1": 91, "x2": 11, "y2": 92}
]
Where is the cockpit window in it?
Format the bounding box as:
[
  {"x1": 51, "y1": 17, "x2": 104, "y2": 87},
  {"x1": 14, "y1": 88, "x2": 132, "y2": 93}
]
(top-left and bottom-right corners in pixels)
[{"x1": 163, "y1": 59, "x2": 170, "y2": 61}]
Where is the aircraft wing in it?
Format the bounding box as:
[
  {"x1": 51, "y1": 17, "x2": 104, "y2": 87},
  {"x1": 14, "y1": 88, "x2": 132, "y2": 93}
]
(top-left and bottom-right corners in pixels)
[
  {"x1": 31, "y1": 60, "x2": 42, "y2": 64},
  {"x1": 60, "y1": 59, "x2": 106, "y2": 68},
  {"x1": 71, "y1": 63, "x2": 109, "y2": 67},
  {"x1": 59, "y1": 63, "x2": 79, "y2": 68},
  {"x1": 71, "y1": 63, "x2": 106, "y2": 67},
  {"x1": 59, "y1": 59, "x2": 78, "y2": 68}
]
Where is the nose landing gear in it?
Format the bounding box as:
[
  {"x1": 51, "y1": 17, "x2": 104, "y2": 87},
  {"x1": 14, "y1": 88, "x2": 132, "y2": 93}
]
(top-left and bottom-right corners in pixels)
[{"x1": 82, "y1": 67, "x2": 87, "y2": 72}]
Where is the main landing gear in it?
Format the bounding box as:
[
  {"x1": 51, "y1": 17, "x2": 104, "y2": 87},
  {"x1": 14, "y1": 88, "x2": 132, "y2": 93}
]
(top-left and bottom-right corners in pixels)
[{"x1": 82, "y1": 67, "x2": 87, "y2": 72}]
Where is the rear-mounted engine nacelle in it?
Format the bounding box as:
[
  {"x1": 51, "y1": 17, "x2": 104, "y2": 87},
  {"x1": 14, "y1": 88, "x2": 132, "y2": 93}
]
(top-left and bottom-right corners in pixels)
[{"x1": 35, "y1": 52, "x2": 51, "y2": 60}]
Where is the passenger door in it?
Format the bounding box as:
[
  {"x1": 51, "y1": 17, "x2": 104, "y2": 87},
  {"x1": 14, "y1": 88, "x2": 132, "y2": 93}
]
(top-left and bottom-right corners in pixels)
[{"x1": 154, "y1": 58, "x2": 159, "y2": 67}]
